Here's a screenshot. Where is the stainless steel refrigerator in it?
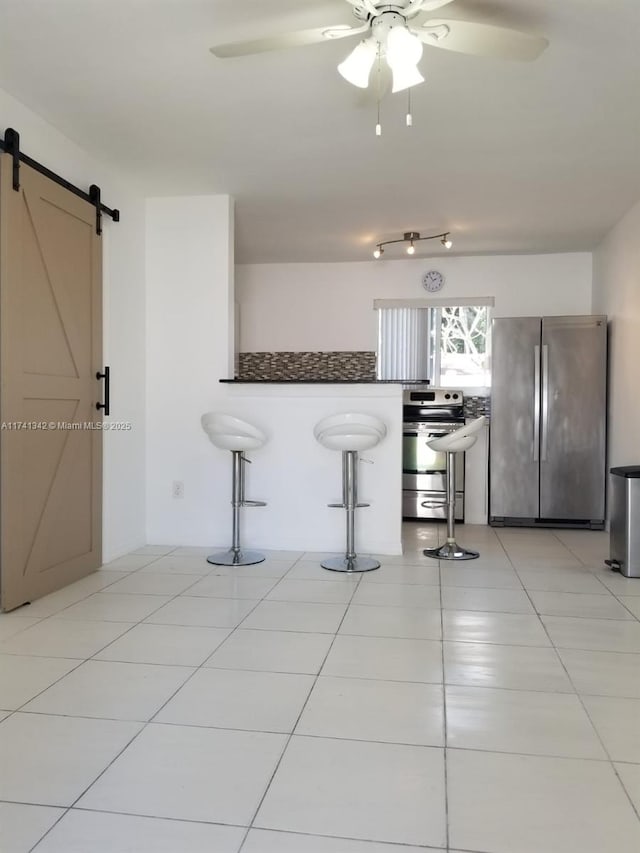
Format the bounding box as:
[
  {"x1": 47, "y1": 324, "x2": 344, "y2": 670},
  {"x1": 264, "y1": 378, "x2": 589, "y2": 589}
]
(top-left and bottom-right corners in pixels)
[{"x1": 489, "y1": 315, "x2": 607, "y2": 529}]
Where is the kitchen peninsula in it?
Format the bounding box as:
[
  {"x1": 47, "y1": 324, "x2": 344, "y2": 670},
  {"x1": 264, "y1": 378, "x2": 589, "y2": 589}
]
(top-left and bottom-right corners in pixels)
[{"x1": 219, "y1": 380, "x2": 404, "y2": 555}]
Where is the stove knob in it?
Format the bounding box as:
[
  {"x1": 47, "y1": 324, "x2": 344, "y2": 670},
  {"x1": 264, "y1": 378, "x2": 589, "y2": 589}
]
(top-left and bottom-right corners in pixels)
[
  {"x1": 452, "y1": 393, "x2": 458, "y2": 399},
  {"x1": 444, "y1": 393, "x2": 451, "y2": 400}
]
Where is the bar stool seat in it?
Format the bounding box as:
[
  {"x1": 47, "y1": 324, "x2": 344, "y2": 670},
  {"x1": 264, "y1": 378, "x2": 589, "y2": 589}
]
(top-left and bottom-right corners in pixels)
[
  {"x1": 201, "y1": 413, "x2": 265, "y2": 451},
  {"x1": 316, "y1": 424, "x2": 383, "y2": 452},
  {"x1": 201, "y1": 413, "x2": 267, "y2": 566},
  {"x1": 315, "y1": 412, "x2": 387, "y2": 573},
  {"x1": 314, "y1": 413, "x2": 387, "y2": 440},
  {"x1": 424, "y1": 416, "x2": 487, "y2": 561}
]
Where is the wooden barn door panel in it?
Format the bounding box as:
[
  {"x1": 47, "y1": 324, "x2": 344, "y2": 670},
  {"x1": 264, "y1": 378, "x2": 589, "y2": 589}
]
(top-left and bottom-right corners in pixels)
[{"x1": 0, "y1": 154, "x2": 102, "y2": 611}]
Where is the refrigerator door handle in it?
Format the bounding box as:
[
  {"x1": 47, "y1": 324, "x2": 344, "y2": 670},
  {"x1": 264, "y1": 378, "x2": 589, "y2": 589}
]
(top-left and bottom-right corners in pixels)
[
  {"x1": 533, "y1": 345, "x2": 540, "y2": 462},
  {"x1": 541, "y1": 344, "x2": 549, "y2": 462}
]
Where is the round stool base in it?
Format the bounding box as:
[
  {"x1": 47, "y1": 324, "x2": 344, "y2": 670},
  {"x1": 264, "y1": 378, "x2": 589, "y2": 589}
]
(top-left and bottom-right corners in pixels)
[
  {"x1": 321, "y1": 556, "x2": 380, "y2": 573},
  {"x1": 207, "y1": 549, "x2": 265, "y2": 567},
  {"x1": 423, "y1": 543, "x2": 479, "y2": 561}
]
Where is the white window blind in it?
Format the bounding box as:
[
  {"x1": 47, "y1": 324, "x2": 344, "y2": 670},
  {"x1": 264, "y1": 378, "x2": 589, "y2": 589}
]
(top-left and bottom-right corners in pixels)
[{"x1": 376, "y1": 307, "x2": 430, "y2": 381}]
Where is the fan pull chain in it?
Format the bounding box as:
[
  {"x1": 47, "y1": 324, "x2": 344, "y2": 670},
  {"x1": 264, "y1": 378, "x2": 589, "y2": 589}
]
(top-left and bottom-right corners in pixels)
[{"x1": 406, "y1": 88, "x2": 413, "y2": 127}]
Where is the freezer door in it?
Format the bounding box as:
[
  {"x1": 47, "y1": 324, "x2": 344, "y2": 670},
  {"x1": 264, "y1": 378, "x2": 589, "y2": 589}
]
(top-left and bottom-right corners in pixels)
[
  {"x1": 489, "y1": 317, "x2": 541, "y2": 520},
  {"x1": 540, "y1": 316, "x2": 607, "y2": 522}
]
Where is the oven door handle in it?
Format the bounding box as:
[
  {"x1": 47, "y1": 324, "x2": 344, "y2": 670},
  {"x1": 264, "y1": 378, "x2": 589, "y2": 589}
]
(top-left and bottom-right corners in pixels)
[{"x1": 403, "y1": 432, "x2": 447, "y2": 442}]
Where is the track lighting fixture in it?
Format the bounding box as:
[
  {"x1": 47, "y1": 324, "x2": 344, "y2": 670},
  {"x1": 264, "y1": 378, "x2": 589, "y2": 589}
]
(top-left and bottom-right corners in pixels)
[{"x1": 373, "y1": 231, "x2": 453, "y2": 259}]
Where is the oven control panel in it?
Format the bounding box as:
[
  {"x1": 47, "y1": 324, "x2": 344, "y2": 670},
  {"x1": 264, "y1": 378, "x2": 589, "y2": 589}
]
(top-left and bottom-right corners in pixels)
[{"x1": 402, "y1": 388, "x2": 464, "y2": 406}]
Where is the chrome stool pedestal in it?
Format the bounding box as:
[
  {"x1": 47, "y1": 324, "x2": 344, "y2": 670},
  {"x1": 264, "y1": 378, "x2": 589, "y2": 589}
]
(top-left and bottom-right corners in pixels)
[
  {"x1": 207, "y1": 450, "x2": 267, "y2": 567},
  {"x1": 315, "y1": 413, "x2": 387, "y2": 574},
  {"x1": 201, "y1": 413, "x2": 267, "y2": 568},
  {"x1": 322, "y1": 450, "x2": 380, "y2": 574},
  {"x1": 423, "y1": 416, "x2": 487, "y2": 562},
  {"x1": 423, "y1": 450, "x2": 479, "y2": 561}
]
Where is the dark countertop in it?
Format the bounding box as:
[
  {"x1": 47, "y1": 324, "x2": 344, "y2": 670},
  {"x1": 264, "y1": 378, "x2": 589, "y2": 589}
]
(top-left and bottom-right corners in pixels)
[{"x1": 219, "y1": 379, "x2": 430, "y2": 384}]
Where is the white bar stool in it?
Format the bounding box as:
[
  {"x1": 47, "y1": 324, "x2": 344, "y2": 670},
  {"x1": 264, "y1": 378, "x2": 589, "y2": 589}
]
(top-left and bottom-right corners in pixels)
[
  {"x1": 423, "y1": 416, "x2": 487, "y2": 561},
  {"x1": 201, "y1": 413, "x2": 267, "y2": 566},
  {"x1": 314, "y1": 412, "x2": 387, "y2": 573}
]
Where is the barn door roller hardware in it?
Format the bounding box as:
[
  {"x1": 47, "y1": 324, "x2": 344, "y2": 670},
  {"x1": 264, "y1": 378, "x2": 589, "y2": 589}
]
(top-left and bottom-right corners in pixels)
[{"x1": 0, "y1": 127, "x2": 120, "y2": 235}]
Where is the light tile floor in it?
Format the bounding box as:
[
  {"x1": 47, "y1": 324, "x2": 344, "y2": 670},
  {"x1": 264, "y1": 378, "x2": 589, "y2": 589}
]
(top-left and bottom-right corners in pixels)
[{"x1": 0, "y1": 525, "x2": 640, "y2": 852}]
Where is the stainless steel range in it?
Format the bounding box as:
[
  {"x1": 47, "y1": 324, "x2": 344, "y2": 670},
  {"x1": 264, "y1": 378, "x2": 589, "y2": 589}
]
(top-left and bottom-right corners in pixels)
[{"x1": 402, "y1": 388, "x2": 466, "y2": 521}]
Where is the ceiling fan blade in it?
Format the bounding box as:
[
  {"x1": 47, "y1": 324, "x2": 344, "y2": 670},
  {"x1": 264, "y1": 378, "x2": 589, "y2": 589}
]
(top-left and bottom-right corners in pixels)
[
  {"x1": 418, "y1": 0, "x2": 456, "y2": 10},
  {"x1": 210, "y1": 24, "x2": 365, "y2": 58},
  {"x1": 419, "y1": 18, "x2": 548, "y2": 61}
]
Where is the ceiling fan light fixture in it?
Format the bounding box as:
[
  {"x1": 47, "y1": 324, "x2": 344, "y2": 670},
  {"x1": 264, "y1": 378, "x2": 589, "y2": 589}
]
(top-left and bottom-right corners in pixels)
[
  {"x1": 338, "y1": 38, "x2": 377, "y2": 88},
  {"x1": 391, "y1": 63, "x2": 424, "y2": 94},
  {"x1": 386, "y1": 25, "x2": 423, "y2": 64},
  {"x1": 385, "y1": 26, "x2": 425, "y2": 93}
]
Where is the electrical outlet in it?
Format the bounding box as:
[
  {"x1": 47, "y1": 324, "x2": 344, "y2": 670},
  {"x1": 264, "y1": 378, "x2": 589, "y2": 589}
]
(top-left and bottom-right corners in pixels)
[{"x1": 172, "y1": 480, "x2": 184, "y2": 499}]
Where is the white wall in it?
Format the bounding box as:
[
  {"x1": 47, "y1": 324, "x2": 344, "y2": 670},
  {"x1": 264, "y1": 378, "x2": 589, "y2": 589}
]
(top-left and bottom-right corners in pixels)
[
  {"x1": 145, "y1": 195, "x2": 235, "y2": 546},
  {"x1": 0, "y1": 86, "x2": 147, "y2": 561},
  {"x1": 236, "y1": 253, "x2": 593, "y2": 352},
  {"x1": 593, "y1": 198, "x2": 640, "y2": 472}
]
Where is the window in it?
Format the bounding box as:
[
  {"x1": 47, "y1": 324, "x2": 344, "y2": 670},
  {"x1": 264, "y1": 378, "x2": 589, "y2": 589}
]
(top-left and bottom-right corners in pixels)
[
  {"x1": 432, "y1": 305, "x2": 491, "y2": 387},
  {"x1": 376, "y1": 300, "x2": 492, "y2": 387}
]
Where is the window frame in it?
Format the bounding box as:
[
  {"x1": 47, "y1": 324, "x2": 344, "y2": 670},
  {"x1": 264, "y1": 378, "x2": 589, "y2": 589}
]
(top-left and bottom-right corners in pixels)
[{"x1": 374, "y1": 296, "x2": 494, "y2": 390}]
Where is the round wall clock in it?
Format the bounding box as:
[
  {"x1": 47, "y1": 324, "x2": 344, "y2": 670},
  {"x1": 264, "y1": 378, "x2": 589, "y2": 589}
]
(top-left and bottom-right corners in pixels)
[{"x1": 422, "y1": 270, "x2": 444, "y2": 292}]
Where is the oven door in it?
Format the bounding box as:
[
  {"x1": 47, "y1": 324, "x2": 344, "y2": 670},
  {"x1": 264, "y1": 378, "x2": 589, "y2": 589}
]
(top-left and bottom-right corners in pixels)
[{"x1": 402, "y1": 422, "x2": 465, "y2": 492}]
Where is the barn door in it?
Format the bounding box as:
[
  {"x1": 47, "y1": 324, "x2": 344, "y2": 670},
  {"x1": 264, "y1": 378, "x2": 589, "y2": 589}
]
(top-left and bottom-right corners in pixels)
[{"x1": 0, "y1": 154, "x2": 103, "y2": 611}]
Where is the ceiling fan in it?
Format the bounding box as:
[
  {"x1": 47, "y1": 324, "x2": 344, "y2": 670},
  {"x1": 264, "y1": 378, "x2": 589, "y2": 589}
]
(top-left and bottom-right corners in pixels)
[{"x1": 210, "y1": 0, "x2": 548, "y2": 94}]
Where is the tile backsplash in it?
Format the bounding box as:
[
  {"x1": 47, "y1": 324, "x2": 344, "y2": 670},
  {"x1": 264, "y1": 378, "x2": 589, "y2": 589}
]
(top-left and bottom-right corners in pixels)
[
  {"x1": 236, "y1": 351, "x2": 491, "y2": 418},
  {"x1": 237, "y1": 351, "x2": 377, "y2": 382},
  {"x1": 464, "y1": 395, "x2": 491, "y2": 419}
]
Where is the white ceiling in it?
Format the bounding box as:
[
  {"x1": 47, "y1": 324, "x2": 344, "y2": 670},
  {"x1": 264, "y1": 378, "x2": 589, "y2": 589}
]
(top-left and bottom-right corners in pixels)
[{"x1": 0, "y1": 0, "x2": 639, "y2": 263}]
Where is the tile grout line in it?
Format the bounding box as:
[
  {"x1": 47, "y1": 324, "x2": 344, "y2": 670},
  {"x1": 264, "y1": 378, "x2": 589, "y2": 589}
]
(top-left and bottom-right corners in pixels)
[
  {"x1": 0, "y1": 556, "x2": 184, "y2": 733},
  {"x1": 546, "y1": 642, "x2": 640, "y2": 824},
  {"x1": 508, "y1": 543, "x2": 640, "y2": 827},
  {"x1": 142, "y1": 559, "x2": 311, "y2": 726},
  {"x1": 5, "y1": 534, "x2": 638, "y2": 849},
  {"x1": 23, "y1": 552, "x2": 201, "y2": 853},
  {"x1": 81, "y1": 552, "x2": 306, "y2": 667},
  {"x1": 237, "y1": 565, "x2": 365, "y2": 852},
  {"x1": 503, "y1": 533, "x2": 635, "y2": 778},
  {"x1": 438, "y1": 555, "x2": 450, "y2": 853},
  {"x1": 23, "y1": 550, "x2": 305, "y2": 852}
]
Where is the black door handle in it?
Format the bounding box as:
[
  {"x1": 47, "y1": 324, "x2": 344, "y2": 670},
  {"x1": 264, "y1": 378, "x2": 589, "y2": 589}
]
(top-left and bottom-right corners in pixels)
[{"x1": 96, "y1": 366, "x2": 110, "y2": 416}]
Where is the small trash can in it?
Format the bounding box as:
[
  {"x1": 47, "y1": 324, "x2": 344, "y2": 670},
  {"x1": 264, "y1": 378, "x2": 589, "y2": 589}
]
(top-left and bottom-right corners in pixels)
[{"x1": 608, "y1": 466, "x2": 640, "y2": 578}]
